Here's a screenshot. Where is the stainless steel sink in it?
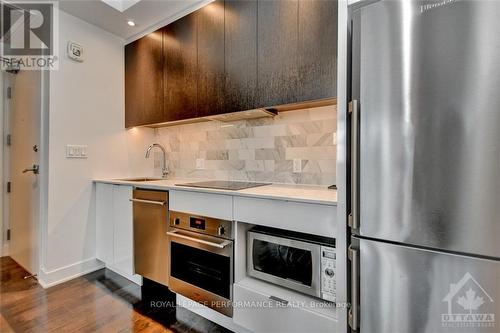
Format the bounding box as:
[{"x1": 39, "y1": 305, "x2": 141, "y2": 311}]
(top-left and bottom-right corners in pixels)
[{"x1": 115, "y1": 177, "x2": 164, "y2": 182}]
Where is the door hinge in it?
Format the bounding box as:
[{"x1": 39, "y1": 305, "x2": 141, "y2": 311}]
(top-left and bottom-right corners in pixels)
[
  {"x1": 6, "y1": 134, "x2": 11, "y2": 146},
  {"x1": 7, "y1": 87, "x2": 12, "y2": 99},
  {"x1": 6, "y1": 181, "x2": 11, "y2": 193},
  {"x1": 348, "y1": 213, "x2": 360, "y2": 230},
  {"x1": 6, "y1": 229, "x2": 10, "y2": 241}
]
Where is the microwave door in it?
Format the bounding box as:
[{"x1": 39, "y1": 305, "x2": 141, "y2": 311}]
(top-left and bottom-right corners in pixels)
[{"x1": 247, "y1": 232, "x2": 322, "y2": 299}]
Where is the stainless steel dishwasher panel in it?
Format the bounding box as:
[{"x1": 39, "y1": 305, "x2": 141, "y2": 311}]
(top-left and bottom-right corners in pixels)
[{"x1": 132, "y1": 189, "x2": 169, "y2": 286}]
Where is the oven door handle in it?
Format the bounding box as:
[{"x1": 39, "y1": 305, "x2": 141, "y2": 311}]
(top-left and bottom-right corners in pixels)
[{"x1": 167, "y1": 230, "x2": 231, "y2": 249}]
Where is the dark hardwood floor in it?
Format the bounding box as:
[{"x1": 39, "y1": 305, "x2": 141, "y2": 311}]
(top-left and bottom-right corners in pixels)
[{"x1": 0, "y1": 256, "x2": 232, "y2": 333}]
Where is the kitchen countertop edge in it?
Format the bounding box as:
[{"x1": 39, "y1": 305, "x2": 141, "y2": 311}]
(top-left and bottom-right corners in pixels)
[{"x1": 93, "y1": 179, "x2": 337, "y2": 206}]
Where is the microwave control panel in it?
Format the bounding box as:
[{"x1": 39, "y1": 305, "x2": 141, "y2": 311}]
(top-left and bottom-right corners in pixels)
[{"x1": 320, "y1": 246, "x2": 336, "y2": 303}]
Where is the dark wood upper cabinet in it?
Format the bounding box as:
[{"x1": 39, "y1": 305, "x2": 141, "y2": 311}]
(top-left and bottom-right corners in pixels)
[
  {"x1": 124, "y1": 29, "x2": 164, "y2": 127},
  {"x1": 197, "y1": 1, "x2": 226, "y2": 117},
  {"x1": 163, "y1": 13, "x2": 198, "y2": 121},
  {"x1": 125, "y1": 0, "x2": 337, "y2": 127},
  {"x1": 297, "y1": 0, "x2": 337, "y2": 102},
  {"x1": 224, "y1": 0, "x2": 258, "y2": 113},
  {"x1": 257, "y1": 0, "x2": 299, "y2": 108}
]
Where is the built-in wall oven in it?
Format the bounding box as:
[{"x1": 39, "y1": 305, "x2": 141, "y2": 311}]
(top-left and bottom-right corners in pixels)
[
  {"x1": 248, "y1": 226, "x2": 336, "y2": 303},
  {"x1": 168, "y1": 211, "x2": 234, "y2": 317}
]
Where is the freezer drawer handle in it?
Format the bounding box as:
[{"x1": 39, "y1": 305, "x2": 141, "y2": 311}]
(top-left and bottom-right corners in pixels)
[
  {"x1": 167, "y1": 230, "x2": 231, "y2": 249},
  {"x1": 349, "y1": 100, "x2": 360, "y2": 231},
  {"x1": 129, "y1": 198, "x2": 166, "y2": 206},
  {"x1": 348, "y1": 245, "x2": 359, "y2": 331},
  {"x1": 269, "y1": 295, "x2": 289, "y2": 306}
]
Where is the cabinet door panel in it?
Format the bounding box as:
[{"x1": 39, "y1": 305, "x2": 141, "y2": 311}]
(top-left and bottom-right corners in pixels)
[
  {"x1": 164, "y1": 14, "x2": 198, "y2": 121},
  {"x1": 297, "y1": 0, "x2": 337, "y2": 101},
  {"x1": 197, "y1": 0, "x2": 225, "y2": 116},
  {"x1": 125, "y1": 29, "x2": 164, "y2": 127},
  {"x1": 96, "y1": 183, "x2": 113, "y2": 264},
  {"x1": 257, "y1": 0, "x2": 299, "y2": 107},
  {"x1": 112, "y1": 185, "x2": 134, "y2": 276},
  {"x1": 225, "y1": 0, "x2": 258, "y2": 113}
]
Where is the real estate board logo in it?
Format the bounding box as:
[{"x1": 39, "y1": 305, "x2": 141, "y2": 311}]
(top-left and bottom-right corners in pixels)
[
  {"x1": 0, "y1": 1, "x2": 59, "y2": 70},
  {"x1": 442, "y1": 272, "x2": 495, "y2": 329}
]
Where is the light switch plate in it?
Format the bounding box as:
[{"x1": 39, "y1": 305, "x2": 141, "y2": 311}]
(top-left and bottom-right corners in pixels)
[
  {"x1": 293, "y1": 159, "x2": 302, "y2": 173},
  {"x1": 66, "y1": 145, "x2": 88, "y2": 158},
  {"x1": 195, "y1": 158, "x2": 205, "y2": 170}
]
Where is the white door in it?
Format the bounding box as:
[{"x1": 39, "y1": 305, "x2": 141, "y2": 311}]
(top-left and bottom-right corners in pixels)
[{"x1": 8, "y1": 69, "x2": 41, "y2": 275}]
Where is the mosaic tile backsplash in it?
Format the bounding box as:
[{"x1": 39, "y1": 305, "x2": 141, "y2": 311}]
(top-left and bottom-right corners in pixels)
[{"x1": 153, "y1": 105, "x2": 337, "y2": 186}]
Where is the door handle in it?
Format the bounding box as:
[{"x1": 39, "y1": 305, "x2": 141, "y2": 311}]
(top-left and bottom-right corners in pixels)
[
  {"x1": 269, "y1": 295, "x2": 289, "y2": 306},
  {"x1": 22, "y1": 164, "x2": 39, "y2": 174},
  {"x1": 129, "y1": 198, "x2": 166, "y2": 206},
  {"x1": 167, "y1": 230, "x2": 232, "y2": 249},
  {"x1": 348, "y1": 245, "x2": 360, "y2": 332},
  {"x1": 349, "y1": 100, "x2": 360, "y2": 231}
]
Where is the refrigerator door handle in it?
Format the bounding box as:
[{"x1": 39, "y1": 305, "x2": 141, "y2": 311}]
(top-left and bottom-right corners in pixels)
[
  {"x1": 349, "y1": 100, "x2": 360, "y2": 231},
  {"x1": 348, "y1": 245, "x2": 360, "y2": 332}
]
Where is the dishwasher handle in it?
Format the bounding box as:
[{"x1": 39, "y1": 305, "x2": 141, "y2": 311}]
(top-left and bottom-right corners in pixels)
[
  {"x1": 167, "y1": 230, "x2": 232, "y2": 249},
  {"x1": 130, "y1": 198, "x2": 166, "y2": 206}
]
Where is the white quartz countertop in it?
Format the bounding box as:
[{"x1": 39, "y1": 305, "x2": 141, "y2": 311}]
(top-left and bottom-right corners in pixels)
[{"x1": 93, "y1": 178, "x2": 337, "y2": 206}]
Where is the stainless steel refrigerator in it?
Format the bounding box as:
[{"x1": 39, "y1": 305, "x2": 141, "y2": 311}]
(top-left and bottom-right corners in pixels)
[{"x1": 348, "y1": 1, "x2": 500, "y2": 332}]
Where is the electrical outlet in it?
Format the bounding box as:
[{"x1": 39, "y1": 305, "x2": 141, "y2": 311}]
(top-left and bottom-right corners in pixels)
[
  {"x1": 293, "y1": 159, "x2": 302, "y2": 173},
  {"x1": 196, "y1": 158, "x2": 205, "y2": 170}
]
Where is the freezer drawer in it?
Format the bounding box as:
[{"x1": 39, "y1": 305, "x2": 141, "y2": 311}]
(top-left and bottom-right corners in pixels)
[
  {"x1": 355, "y1": 238, "x2": 500, "y2": 333},
  {"x1": 352, "y1": 0, "x2": 500, "y2": 258},
  {"x1": 233, "y1": 280, "x2": 336, "y2": 333}
]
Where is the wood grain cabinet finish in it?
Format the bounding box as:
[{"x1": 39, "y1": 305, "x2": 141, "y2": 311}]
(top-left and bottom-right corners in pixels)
[
  {"x1": 224, "y1": 0, "x2": 258, "y2": 113},
  {"x1": 257, "y1": 0, "x2": 299, "y2": 108},
  {"x1": 297, "y1": 0, "x2": 338, "y2": 102},
  {"x1": 163, "y1": 13, "x2": 198, "y2": 121},
  {"x1": 124, "y1": 29, "x2": 164, "y2": 127},
  {"x1": 197, "y1": 1, "x2": 226, "y2": 117},
  {"x1": 124, "y1": 0, "x2": 337, "y2": 127}
]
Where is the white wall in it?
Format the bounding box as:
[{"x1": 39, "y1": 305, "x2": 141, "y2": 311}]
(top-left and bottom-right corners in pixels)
[{"x1": 39, "y1": 10, "x2": 154, "y2": 286}]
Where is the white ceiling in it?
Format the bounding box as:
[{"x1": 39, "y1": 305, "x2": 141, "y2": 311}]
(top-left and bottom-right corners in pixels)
[{"x1": 58, "y1": 0, "x2": 213, "y2": 43}]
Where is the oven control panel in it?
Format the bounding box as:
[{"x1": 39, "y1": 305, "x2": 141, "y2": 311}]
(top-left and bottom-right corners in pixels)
[
  {"x1": 169, "y1": 211, "x2": 233, "y2": 239},
  {"x1": 320, "y1": 246, "x2": 336, "y2": 303}
]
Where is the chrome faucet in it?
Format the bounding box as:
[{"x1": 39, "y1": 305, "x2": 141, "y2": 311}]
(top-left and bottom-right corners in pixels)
[{"x1": 145, "y1": 143, "x2": 169, "y2": 178}]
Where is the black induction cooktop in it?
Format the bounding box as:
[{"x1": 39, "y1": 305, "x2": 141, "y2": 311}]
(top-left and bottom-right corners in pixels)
[{"x1": 176, "y1": 180, "x2": 271, "y2": 191}]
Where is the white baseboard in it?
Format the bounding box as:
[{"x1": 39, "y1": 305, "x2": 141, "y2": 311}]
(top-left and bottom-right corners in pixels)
[
  {"x1": 106, "y1": 265, "x2": 143, "y2": 286},
  {"x1": 1, "y1": 242, "x2": 9, "y2": 257},
  {"x1": 38, "y1": 257, "x2": 104, "y2": 288}
]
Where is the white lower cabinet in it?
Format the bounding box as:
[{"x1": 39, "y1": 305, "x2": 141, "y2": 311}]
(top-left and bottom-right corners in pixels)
[
  {"x1": 234, "y1": 280, "x2": 337, "y2": 333},
  {"x1": 95, "y1": 183, "x2": 140, "y2": 284}
]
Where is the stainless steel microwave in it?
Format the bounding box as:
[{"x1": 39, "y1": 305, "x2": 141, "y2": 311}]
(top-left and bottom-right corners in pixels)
[{"x1": 247, "y1": 226, "x2": 336, "y2": 303}]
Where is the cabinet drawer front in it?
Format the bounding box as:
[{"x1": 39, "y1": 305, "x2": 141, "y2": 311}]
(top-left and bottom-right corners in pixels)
[
  {"x1": 234, "y1": 197, "x2": 336, "y2": 238},
  {"x1": 233, "y1": 283, "x2": 336, "y2": 333},
  {"x1": 169, "y1": 190, "x2": 233, "y2": 220}
]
